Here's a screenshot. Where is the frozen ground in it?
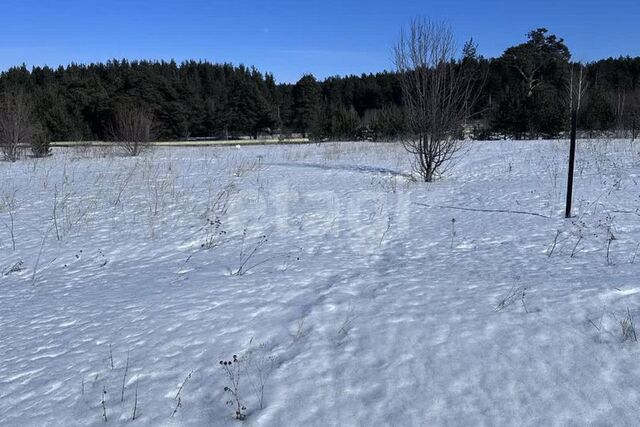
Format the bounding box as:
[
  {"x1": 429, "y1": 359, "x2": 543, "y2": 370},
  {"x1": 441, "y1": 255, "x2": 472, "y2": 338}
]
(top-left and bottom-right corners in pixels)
[{"x1": 1, "y1": 139, "x2": 639, "y2": 426}]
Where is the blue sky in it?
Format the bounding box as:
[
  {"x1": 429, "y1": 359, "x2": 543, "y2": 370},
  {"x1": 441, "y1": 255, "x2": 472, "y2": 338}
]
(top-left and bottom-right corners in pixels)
[{"x1": 1, "y1": 0, "x2": 639, "y2": 82}]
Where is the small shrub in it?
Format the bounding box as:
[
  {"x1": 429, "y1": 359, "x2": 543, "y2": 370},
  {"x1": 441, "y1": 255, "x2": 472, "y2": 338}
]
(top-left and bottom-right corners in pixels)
[
  {"x1": 244, "y1": 344, "x2": 276, "y2": 410},
  {"x1": 606, "y1": 226, "x2": 617, "y2": 266},
  {"x1": 495, "y1": 286, "x2": 529, "y2": 313},
  {"x1": 233, "y1": 232, "x2": 268, "y2": 276},
  {"x1": 101, "y1": 386, "x2": 108, "y2": 422},
  {"x1": 2, "y1": 260, "x2": 24, "y2": 276},
  {"x1": 621, "y1": 308, "x2": 637, "y2": 342},
  {"x1": 31, "y1": 130, "x2": 51, "y2": 158},
  {"x1": 109, "y1": 103, "x2": 156, "y2": 157},
  {"x1": 171, "y1": 370, "x2": 194, "y2": 417},
  {"x1": 220, "y1": 355, "x2": 246, "y2": 420},
  {"x1": 201, "y1": 217, "x2": 226, "y2": 249}
]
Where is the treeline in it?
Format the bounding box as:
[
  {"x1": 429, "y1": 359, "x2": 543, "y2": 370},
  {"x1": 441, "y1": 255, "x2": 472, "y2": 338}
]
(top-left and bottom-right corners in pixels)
[{"x1": 1, "y1": 28, "x2": 639, "y2": 141}]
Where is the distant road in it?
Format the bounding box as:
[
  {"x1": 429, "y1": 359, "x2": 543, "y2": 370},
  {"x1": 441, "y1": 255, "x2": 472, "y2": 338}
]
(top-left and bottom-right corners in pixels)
[{"x1": 51, "y1": 138, "x2": 312, "y2": 147}]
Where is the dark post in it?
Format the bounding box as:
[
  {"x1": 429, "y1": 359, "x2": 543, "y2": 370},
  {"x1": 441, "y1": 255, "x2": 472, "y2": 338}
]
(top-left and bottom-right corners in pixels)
[
  {"x1": 565, "y1": 108, "x2": 578, "y2": 218},
  {"x1": 633, "y1": 115, "x2": 637, "y2": 142}
]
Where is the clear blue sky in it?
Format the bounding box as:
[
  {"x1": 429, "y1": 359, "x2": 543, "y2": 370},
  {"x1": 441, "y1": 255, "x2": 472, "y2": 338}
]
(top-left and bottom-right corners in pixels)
[{"x1": 1, "y1": 0, "x2": 639, "y2": 83}]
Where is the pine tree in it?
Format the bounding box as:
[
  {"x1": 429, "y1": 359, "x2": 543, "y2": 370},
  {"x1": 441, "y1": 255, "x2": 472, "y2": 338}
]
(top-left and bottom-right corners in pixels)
[{"x1": 293, "y1": 74, "x2": 321, "y2": 138}]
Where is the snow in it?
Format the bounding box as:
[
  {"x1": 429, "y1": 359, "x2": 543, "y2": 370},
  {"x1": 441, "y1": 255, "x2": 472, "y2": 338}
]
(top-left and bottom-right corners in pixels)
[{"x1": 1, "y1": 139, "x2": 639, "y2": 426}]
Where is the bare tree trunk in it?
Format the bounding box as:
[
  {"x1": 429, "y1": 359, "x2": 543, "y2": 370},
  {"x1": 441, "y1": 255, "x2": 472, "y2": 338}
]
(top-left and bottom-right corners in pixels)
[
  {"x1": 630, "y1": 89, "x2": 640, "y2": 142},
  {"x1": 617, "y1": 89, "x2": 626, "y2": 135},
  {"x1": 393, "y1": 18, "x2": 483, "y2": 182}
]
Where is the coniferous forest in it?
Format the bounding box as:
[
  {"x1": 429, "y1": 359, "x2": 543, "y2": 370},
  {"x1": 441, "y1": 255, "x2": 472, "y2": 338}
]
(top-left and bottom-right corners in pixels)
[{"x1": 1, "y1": 28, "x2": 639, "y2": 142}]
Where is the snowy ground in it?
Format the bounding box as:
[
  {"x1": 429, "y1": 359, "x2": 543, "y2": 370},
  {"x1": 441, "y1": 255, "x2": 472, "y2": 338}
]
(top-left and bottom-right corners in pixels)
[{"x1": 1, "y1": 139, "x2": 640, "y2": 426}]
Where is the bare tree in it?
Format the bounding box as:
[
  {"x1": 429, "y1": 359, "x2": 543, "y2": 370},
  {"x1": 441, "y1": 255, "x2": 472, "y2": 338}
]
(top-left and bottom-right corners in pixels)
[
  {"x1": 624, "y1": 88, "x2": 640, "y2": 141},
  {"x1": 568, "y1": 63, "x2": 588, "y2": 114},
  {"x1": 0, "y1": 88, "x2": 36, "y2": 162},
  {"x1": 109, "y1": 104, "x2": 156, "y2": 156},
  {"x1": 394, "y1": 18, "x2": 482, "y2": 182}
]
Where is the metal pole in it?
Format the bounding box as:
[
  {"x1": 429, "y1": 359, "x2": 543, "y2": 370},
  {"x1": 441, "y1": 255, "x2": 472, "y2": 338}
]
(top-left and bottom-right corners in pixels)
[{"x1": 565, "y1": 108, "x2": 578, "y2": 218}]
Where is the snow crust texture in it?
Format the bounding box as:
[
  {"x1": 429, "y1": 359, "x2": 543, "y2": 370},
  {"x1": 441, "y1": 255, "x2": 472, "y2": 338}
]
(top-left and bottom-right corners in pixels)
[{"x1": 1, "y1": 140, "x2": 639, "y2": 426}]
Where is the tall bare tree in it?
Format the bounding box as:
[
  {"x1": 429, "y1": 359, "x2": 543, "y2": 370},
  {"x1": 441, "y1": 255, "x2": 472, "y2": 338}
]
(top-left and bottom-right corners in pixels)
[
  {"x1": 0, "y1": 88, "x2": 36, "y2": 162},
  {"x1": 110, "y1": 104, "x2": 156, "y2": 156},
  {"x1": 568, "y1": 63, "x2": 588, "y2": 114},
  {"x1": 630, "y1": 89, "x2": 640, "y2": 141},
  {"x1": 394, "y1": 18, "x2": 482, "y2": 181}
]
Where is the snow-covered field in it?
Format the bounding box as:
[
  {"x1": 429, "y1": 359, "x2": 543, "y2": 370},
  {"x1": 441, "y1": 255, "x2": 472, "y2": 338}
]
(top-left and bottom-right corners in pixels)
[{"x1": 1, "y1": 139, "x2": 639, "y2": 426}]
